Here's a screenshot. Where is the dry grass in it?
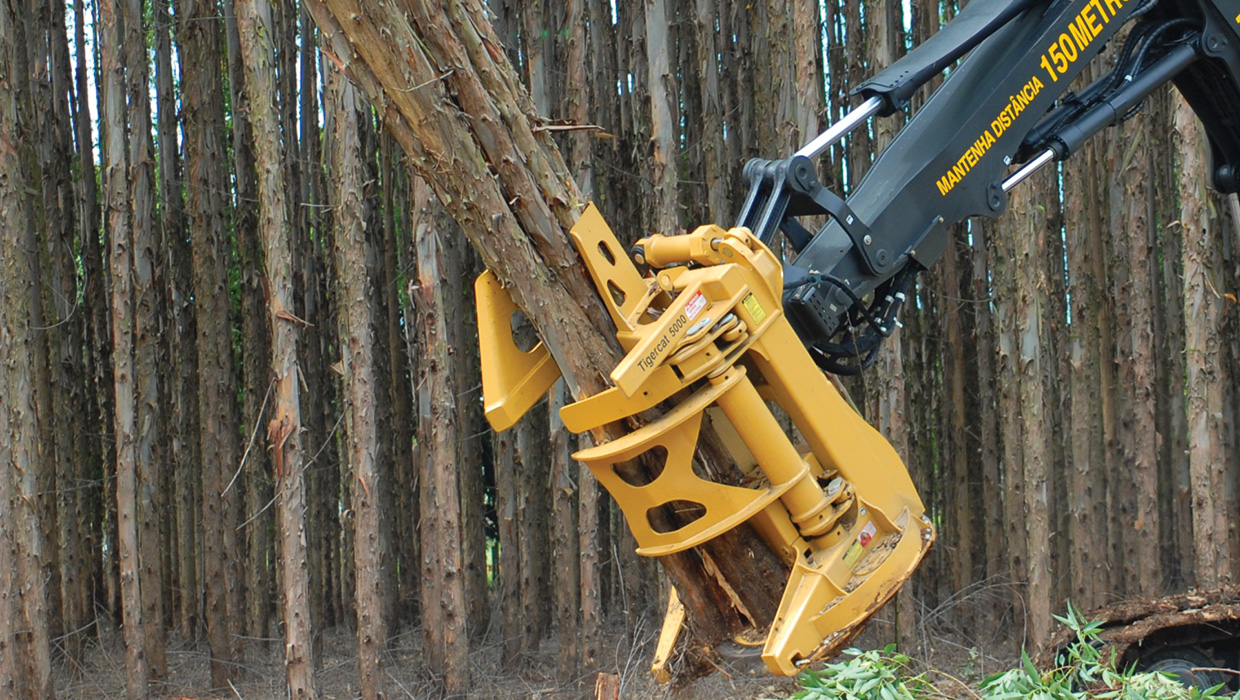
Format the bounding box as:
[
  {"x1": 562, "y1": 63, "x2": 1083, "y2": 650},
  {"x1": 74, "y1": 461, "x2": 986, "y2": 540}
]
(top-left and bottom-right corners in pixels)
[{"x1": 53, "y1": 581, "x2": 1024, "y2": 699}]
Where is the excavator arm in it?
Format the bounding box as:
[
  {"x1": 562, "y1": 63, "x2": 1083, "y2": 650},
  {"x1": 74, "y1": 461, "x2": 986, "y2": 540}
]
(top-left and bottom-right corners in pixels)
[{"x1": 476, "y1": 0, "x2": 1240, "y2": 678}]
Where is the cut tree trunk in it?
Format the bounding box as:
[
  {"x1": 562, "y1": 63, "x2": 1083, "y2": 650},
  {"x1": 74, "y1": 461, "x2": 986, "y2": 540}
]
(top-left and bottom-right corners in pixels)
[{"x1": 303, "y1": 0, "x2": 788, "y2": 661}]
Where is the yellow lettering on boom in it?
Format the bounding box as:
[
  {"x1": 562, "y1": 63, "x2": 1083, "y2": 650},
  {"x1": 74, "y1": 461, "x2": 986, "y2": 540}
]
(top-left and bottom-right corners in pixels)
[
  {"x1": 937, "y1": 73, "x2": 1043, "y2": 196},
  {"x1": 1040, "y1": 0, "x2": 1125, "y2": 84}
]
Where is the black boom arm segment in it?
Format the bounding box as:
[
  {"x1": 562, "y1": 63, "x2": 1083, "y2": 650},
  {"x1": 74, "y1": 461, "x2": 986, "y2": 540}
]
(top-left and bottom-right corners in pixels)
[{"x1": 740, "y1": 0, "x2": 1240, "y2": 373}]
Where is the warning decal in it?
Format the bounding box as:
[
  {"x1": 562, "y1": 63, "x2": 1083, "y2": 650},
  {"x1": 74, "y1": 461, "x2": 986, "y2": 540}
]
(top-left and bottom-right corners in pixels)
[
  {"x1": 859, "y1": 521, "x2": 877, "y2": 547},
  {"x1": 685, "y1": 291, "x2": 708, "y2": 321},
  {"x1": 843, "y1": 542, "x2": 864, "y2": 569},
  {"x1": 742, "y1": 294, "x2": 767, "y2": 323}
]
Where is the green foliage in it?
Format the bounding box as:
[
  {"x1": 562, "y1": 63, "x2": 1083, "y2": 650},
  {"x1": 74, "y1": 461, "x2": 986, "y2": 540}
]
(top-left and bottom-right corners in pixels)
[
  {"x1": 780, "y1": 606, "x2": 1240, "y2": 700},
  {"x1": 786, "y1": 645, "x2": 940, "y2": 700}
]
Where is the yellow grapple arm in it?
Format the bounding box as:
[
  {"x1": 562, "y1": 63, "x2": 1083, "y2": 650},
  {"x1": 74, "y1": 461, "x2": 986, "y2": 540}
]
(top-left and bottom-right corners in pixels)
[{"x1": 476, "y1": 204, "x2": 934, "y2": 676}]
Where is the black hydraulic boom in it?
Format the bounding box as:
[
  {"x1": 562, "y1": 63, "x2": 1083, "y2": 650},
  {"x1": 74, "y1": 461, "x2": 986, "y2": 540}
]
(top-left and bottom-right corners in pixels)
[{"x1": 736, "y1": 0, "x2": 1240, "y2": 373}]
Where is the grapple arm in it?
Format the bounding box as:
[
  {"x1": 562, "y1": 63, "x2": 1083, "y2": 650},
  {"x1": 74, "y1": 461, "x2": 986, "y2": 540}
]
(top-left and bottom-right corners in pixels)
[{"x1": 477, "y1": 205, "x2": 933, "y2": 676}]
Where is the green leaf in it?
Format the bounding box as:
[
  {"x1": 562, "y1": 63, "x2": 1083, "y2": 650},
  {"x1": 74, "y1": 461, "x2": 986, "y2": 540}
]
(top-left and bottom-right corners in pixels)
[{"x1": 1022, "y1": 648, "x2": 1041, "y2": 680}]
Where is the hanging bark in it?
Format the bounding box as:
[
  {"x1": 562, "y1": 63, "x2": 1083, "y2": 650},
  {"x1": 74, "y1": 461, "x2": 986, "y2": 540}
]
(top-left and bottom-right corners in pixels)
[{"x1": 1178, "y1": 94, "x2": 1228, "y2": 588}]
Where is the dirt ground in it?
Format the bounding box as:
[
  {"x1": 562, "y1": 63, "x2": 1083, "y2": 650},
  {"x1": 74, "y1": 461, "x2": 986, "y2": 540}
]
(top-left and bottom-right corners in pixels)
[{"x1": 54, "y1": 584, "x2": 1025, "y2": 700}]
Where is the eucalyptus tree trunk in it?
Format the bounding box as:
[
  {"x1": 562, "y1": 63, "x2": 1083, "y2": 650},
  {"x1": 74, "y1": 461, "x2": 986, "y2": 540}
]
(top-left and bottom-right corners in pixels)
[
  {"x1": 176, "y1": 0, "x2": 242, "y2": 684},
  {"x1": 992, "y1": 166, "x2": 1056, "y2": 650},
  {"x1": 413, "y1": 179, "x2": 471, "y2": 695},
  {"x1": 72, "y1": 0, "x2": 112, "y2": 645},
  {"x1": 154, "y1": 0, "x2": 189, "y2": 636},
  {"x1": 646, "y1": 0, "x2": 679, "y2": 235},
  {"x1": 861, "y1": 0, "x2": 919, "y2": 648},
  {"x1": 102, "y1": 0, "x2": 149, "y2": 695},
  {"x1": 1063, "y1": 71, "x2": 1110, "y2": 608},
  {"x1": 694, "y1": 0, "x2": 727, "y2": 221},
  {"x1": 31, "y1": 0, "x2": 90, "y2": 665},
  {"x1": 121, "y1": 0, "x2": 168, "y2": 678},
  {"x1": 1, "y1": 3, "x2": 56, "y2": 696},
  {"x1": 328, "y1": 63, "x2": 388, "y2": 700},
  {"x1": 304, "y1": 0, "x2": 788, "y2": 660},
  {"x1": 1107, "y1": 110, "x2": 1159, "y2": 597},
  {"x1": 236, "y1": 0, "x2": 317, "y2": 695},
  {"x1": 1178, "y1": 95, "x2": 1228, "y2": 588},
  {"x1": 224, "y1": 0, "x2": 275, "y2": 640}
]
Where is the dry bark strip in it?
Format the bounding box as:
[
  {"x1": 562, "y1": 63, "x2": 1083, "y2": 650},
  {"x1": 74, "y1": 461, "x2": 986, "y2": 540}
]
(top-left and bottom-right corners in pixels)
[
  {"x1": 303, "y1": 0, "x2": 787, "y2": 667},
  {"x1": 1038, "y1": 586, "x2": 1240, "y2": 669}
]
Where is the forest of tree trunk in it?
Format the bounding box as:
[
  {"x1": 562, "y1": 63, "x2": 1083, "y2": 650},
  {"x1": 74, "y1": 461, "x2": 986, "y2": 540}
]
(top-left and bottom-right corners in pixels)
[{"x1": 2, "y1": 1, "x2": 1240, "y2": 698}]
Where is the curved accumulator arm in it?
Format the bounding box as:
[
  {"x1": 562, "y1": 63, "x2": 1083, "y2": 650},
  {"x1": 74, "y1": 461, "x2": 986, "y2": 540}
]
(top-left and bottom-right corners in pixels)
[{"x1": 741, "y1": 0, "x2": 1240, "y2": 374}]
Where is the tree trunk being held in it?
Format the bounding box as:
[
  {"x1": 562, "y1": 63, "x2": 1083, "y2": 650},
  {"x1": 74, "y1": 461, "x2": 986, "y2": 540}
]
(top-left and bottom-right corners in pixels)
[{"x1": 304, "y1": 0, "x2": 787, "y2": 658}]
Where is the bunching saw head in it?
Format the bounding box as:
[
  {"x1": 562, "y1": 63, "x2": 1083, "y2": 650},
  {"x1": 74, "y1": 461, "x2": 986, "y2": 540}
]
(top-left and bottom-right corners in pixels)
[{"x1": 476, "y1": 205, "x2": 933, "y2": 676}]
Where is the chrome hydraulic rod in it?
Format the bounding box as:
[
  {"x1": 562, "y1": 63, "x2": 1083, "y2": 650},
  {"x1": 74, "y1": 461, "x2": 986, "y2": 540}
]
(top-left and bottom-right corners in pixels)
[
  {"x1": 1001, "y1": 149, "x2": 1055, "y2": 192},
  {"x1": 795, "y1": 97, "x2": 885, "y2": 160}
]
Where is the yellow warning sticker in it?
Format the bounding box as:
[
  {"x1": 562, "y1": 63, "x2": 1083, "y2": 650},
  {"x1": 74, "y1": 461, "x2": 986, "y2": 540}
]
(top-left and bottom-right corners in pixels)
[
  {"x1": 743, "y1": 294, "x2": 767, "y2": 323},
  {"x1": 843, "y1": 541, "x2": 864, "y2": 569}
]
